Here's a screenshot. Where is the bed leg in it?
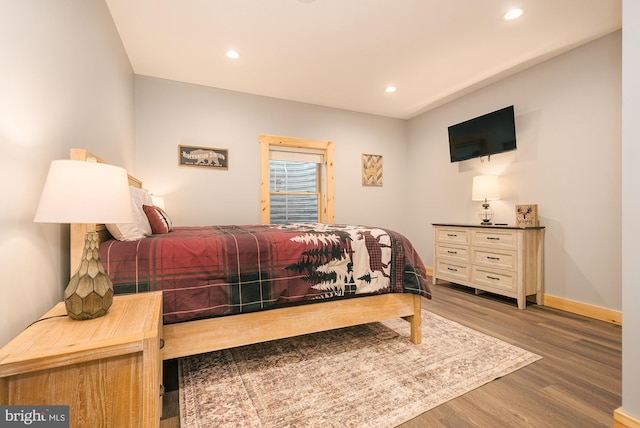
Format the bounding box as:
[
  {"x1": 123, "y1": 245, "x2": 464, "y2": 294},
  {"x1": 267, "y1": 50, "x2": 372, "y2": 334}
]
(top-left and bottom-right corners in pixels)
[{"x1": 402, "y1": 294, "x2": 422, "y2": 345}]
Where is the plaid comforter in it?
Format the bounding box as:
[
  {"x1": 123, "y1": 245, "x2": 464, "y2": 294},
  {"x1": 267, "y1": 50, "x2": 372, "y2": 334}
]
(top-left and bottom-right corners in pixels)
[{"x1": 100, "y1": 223, "x2": 431, "y2": 324}]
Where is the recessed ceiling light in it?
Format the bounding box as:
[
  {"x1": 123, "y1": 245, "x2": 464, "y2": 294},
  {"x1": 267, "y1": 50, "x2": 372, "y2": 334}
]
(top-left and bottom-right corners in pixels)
[
  {"x1": 504, "y1": 8, "x2": 523, "y2": 20},
  {"x1": 226, "y1": 50, "x2": 240, "y2": 59},
  {"x1": 385, "y1": 86, "x2": 397, "y2": 93}
]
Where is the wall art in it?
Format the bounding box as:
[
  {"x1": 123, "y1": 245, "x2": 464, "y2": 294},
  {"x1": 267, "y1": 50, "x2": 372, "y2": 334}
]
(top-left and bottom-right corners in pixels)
[
  {"x1": 362, "y1": 154, "x2": 383, "y2": 186},
  {"x1": 178, "y1": 145, "x2": 228, "y2": 169}
]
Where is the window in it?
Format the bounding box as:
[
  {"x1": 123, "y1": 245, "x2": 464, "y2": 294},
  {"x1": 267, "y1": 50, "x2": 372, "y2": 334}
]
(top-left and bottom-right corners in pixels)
[
  {"x1": 269, "y1": 159, "x2": 319, "y2": 223},
  {"x1": 259, "y1": 134, "x2": 334, "y2": 224}
]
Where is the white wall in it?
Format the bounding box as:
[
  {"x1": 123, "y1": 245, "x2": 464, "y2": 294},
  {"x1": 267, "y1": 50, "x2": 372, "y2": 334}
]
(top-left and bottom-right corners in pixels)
[
  {"x1": 406, "y1": 31, "x2": 622, "y2": 312},
  {"x1": 0, "y1": 1, "x2": 633, "y2": 418},
  {"x1": 136, "y1": 33, "x2": 622, "y2": 314},
  {"x1": 622, "y1": 0, "x2": 640, "y2": 418},
  {"x1": 0, "y1": 0, "x2": 135, "y2": 347},
  {"x1": 134, "y1": 76, "x2": 410, "y2": 233}
]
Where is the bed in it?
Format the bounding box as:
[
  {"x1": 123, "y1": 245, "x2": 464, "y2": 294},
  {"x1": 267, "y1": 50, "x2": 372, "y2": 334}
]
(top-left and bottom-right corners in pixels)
[{"x1": 69, "y1": 149, "x2": 432, "y2": 361}]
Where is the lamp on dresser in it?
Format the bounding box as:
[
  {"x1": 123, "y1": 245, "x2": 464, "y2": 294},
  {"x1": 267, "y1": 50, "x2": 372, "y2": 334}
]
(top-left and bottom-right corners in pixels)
[
  {"x1": 472, "y1": 174, "x2": 500, "y2": 225},
  {"x1": 34, "y1": 159, "x2": 133, "y2": 320}
]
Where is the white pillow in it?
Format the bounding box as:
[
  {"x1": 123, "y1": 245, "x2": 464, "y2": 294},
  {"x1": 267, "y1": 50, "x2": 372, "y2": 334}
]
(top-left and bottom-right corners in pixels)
[
  {"x1": 130, "y1": 187, "x2": 153, "y2": 235},
  {"x1": 106, "y1": 186, "x2": 153, "y2": 241}
]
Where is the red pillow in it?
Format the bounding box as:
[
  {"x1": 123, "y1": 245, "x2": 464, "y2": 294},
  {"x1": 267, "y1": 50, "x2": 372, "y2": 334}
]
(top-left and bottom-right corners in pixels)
[{"x1": 142, "y1": 205, "x2": 173, "y2": 234}]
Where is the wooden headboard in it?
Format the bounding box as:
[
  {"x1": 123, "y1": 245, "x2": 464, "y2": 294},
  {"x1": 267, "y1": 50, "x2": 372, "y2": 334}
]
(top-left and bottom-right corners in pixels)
[{"x1": 69, "y1": 148, "x2": 142, "y2": 276}]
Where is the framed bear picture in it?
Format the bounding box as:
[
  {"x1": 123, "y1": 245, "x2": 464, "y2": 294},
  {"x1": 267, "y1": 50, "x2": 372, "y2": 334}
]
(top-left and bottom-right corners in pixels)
[{"x1": 178, "y1": 145, "x2": 228, "y2": 169}]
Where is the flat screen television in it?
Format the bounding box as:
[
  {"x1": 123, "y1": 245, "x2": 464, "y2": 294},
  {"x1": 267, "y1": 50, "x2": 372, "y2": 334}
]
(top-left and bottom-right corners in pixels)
[{"x1": 448, "y1": 105, "x2": 516, "y2": 162}]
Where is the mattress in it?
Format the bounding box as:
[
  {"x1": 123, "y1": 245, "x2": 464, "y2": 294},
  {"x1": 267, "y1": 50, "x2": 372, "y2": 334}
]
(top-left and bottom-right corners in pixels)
[{"x1": 100, "y1": 223, "x2": 431, "y2": 323}]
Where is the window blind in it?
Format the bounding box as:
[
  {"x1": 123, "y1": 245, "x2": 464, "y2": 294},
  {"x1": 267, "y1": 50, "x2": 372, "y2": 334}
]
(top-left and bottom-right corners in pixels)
[{"x1": 269, "y1": 147, "x2": 324, "y2": 164}]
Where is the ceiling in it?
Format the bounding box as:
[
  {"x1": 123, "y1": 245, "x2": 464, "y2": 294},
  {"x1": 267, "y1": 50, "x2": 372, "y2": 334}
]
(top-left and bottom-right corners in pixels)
[{"x1": 105, "y1": 0, "x2": 621, "y2": 119}]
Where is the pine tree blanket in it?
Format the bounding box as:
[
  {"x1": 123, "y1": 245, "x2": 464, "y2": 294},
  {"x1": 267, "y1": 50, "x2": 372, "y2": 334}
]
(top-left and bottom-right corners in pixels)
[{"x1": 100, "y1": 223, "x2": 432, "y2": 324}]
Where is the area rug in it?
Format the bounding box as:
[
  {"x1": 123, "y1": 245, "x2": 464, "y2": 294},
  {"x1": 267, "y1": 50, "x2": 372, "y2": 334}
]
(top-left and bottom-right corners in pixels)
[{"x1": 178, "y1": 310, "x2": 541, "y2": 428}]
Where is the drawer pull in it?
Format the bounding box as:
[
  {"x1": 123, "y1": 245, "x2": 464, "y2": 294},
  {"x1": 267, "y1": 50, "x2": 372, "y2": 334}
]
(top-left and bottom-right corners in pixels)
[
  {"x1": 447, "y1": 250, "x2": 458, "y2": 254},
  {"x1": 160, "y1": 384, "x2": 165, "y2": 397},
  {"x1": 487, "y1": 237, "x2": 500, "y2": 241},
  {"x1": 447, "y1": 234, "x2": 458, "y2": 237},
  {"x1": 486, "y1": 256, "x2": 500, "y2": 260},
  {"x1": 160, "y1": 338, "x2": 165, "y2": 349},
  {"x1": 487, "y1": 275, "x2": 500, "y2": 280},
  {"x1": 447, "y1": 267, "x2": 458, "y2": 272}
]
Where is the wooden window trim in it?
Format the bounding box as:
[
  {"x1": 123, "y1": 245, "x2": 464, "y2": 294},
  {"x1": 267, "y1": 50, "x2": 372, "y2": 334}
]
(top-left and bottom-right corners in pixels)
[{"x1": 259, "y1": 134, "x2": 334, "y2": 224}]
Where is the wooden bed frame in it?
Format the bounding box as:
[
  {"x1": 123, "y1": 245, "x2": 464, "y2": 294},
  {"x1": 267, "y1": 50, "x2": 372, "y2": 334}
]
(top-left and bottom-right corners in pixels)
[{"x1": 69, "y1": 148, "x2": 422, "y2": 361}]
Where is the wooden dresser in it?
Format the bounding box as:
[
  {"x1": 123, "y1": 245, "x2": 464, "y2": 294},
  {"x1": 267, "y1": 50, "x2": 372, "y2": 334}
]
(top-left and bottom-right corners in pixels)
[
  {"x1": 0, "y1": 292, "x2": 163, "y2": 428},
  {"x1": 432, "y1": 224, "x2": 545, "y2": 309}
]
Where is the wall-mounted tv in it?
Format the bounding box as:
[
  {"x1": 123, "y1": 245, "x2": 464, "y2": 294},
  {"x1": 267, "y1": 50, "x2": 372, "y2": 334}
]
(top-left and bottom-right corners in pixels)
[{"x1": 448, "y1": 105, "x2": 516, "y2": 162}]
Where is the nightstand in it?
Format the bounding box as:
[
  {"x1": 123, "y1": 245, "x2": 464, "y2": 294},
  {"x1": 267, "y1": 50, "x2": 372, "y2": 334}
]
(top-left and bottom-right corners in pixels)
[{"x1": 0, "y1": 292, "x2": 163, "y2": 428}]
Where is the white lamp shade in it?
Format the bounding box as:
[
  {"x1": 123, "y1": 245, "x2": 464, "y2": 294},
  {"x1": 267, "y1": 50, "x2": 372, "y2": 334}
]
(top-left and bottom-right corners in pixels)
[
  {"x1": 34, "y1": 160, "x2": 134, "y2": 224},
  {"x1": 472, "y1": 175, "x2": 500, "y2": 201}
]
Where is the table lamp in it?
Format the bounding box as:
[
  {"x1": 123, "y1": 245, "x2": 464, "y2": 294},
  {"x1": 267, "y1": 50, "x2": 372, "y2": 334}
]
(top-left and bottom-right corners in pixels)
[
  {"x1": 34, "y1": 159, "x2": 133, "y2": 320},
  {"x1": 472, "y1": 175, "x2": 500, "y2": 225}
]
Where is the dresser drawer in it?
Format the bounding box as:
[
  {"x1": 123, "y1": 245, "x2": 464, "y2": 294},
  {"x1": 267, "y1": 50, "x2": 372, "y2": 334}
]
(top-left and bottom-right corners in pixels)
[
  {"x1": 435, "y1": 243, "x2": 469, "y2": 263},
  {"x1": 435, "y1": 227, "x2": 469, "y2": 245},
  {"x1": 472, "y1": 248, "x2": 517, "y2": 271},
  {"x1": 471, "y1": 266, "x2": 516, "y2": 293},
  {"x1": 435, "y1": 259, "x2": 470, "y2": 282},
  {"x1": 471, "y1": 229, "x2": 517, "y2": 250}
]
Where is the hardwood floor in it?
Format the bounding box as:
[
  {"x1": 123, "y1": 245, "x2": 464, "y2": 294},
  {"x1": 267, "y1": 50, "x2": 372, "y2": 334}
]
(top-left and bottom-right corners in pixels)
[{"x1": 160, "y1": 282, "x2": 621, "y2": 427}]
